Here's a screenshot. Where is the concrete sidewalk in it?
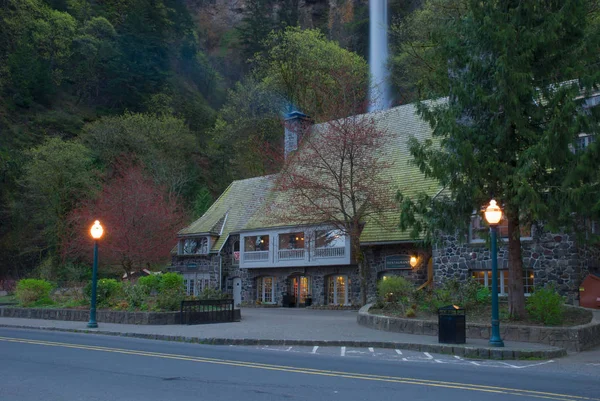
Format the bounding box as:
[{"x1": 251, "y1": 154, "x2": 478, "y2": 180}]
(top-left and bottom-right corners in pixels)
[{"x1": 0, "y1": 307, "x2": 566, "y2": 360}]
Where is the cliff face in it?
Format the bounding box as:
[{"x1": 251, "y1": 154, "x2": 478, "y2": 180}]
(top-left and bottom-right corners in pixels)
[{"x1": 185, "y1": 0, "x2": 369, "y2": 54}]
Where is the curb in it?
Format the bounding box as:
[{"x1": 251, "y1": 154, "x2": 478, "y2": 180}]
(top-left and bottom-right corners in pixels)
[{"x1": 0, "y1": 323, "x2": 566, "y2": 360}]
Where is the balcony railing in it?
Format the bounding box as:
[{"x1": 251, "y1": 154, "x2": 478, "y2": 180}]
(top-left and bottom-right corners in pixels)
[
  {"x1": 278, "y1": 249, "x2": 305, "y2": 260},
  {"x1": 243, "y1": 251, "x2": 269, "y2": 262},
  {"x1": 314, "y1": 247, "x2": 345, "y2": 258}
]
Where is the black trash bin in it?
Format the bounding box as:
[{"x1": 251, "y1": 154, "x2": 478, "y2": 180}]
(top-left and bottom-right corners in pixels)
[
  {"x1": 281, "y1": 292, "x2": 293, "y2": 308},
  {"x1": 438, "y1": 305, "x2": 466, "y2": 344},
  {"x1": 305, "y1": 296, "x2": 312, "y2": 307}
]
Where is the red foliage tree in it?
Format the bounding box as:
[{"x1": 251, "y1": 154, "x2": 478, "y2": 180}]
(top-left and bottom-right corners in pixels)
[{"x1": 63, "y1": 159, "x2": 187, "y2": 277}]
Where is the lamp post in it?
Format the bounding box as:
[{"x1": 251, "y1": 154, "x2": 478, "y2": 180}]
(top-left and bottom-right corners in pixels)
[
  {"x1": 88, "y1": 220, "x2": 103, "y2": 328},
  {"x1": 484, "y1": 200, "x2": 504, "y2": 347}
]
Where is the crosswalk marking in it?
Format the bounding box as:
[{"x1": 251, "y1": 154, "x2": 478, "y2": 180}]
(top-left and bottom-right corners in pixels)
[
  {"x1": 312, "y1": 346, "x2": 319, "y2": 354},
  {"x1": 340, "y1": 346, "x2": 346, "y2": 357},
  {"x1": 395, "y1": 349, "x2": 402, "y2": 355},
  {"x1": 368, "y1": 347, "x2": 375, "y2": 353}
]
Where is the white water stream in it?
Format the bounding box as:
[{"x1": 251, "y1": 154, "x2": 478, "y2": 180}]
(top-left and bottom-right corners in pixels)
[{"x1": 369, "y1": 0, "x2": 391, "y2": 111}]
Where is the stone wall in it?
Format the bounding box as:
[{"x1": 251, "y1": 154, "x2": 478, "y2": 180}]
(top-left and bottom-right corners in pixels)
[
  {"x1": 363, "y1": 244, "x2": 429, "y2": 302},
  {"x1": 0, "y1": 307, "x2": 180, "y2": 325},
  {"x1": 0, "y1": 307, "x2": 242, "y2": 325},
  {"x1": 170, "y1": 252, "x2": 221, "y2": 289},
  {"x1": 234, "y1": 265, "x2": 362, "y2": 307},
  {"x1": 358, "y1": 305, "x2": 600, "y2": 352},
  {"x1": 433, "y1": 227, "x2": 598, "y2": 302}
]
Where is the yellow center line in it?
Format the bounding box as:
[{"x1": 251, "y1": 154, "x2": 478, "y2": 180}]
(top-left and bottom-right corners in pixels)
[{"x1": 0, "y1": 336, "x2": 593, "y2": 401}]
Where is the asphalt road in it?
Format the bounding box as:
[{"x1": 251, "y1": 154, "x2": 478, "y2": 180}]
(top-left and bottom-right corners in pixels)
[{"x1": 0, "y1": 328, "x2": 598, "y2": 401}]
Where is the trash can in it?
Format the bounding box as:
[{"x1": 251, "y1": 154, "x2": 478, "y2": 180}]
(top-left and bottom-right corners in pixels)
[
  {"x1": 305, "y1": 295, "x2": 312, "y2": 307},
  {"x1": 438, "y1": 305, "x2": 466, "y2": 344},
  {"x1": 281, "y1": 292, "x2": 293, "y2": 308}
]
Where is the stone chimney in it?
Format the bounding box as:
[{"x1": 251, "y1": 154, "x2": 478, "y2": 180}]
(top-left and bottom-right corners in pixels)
[{"x1": 284, "y1": 111, "x2": 311, "y2": 160}]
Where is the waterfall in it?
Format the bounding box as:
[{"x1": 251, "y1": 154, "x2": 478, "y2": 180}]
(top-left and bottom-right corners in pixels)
[{"x1": 368, "y1": 0, "x2": 391, "y2": 112}]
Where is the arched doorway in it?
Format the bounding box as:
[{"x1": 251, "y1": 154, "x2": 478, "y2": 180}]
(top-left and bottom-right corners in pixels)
[{"x1": 288, "y1": 275, "x2": 312, "y2": 307}]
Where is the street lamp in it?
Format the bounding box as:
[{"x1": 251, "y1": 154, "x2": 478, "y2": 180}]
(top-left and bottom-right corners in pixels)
[
  {"x1": 88, "y1": 220, "x2": 103, "y2": 328},
  {"x1": 484, "y1": 200, "x2": 504, "y2": 347}
]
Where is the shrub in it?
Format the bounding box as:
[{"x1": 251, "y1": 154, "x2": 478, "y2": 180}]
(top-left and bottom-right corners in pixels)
[
  {"x1": 123, "y1": 282, "x2": 149, "y2": 309},
  {"x1": 376, "y1": 276, "x2": 415, "y2": 313},
  {"x1": 85, "y1": 278, "x2": 122, "y2": 308},
  {"x1": 526, "y1": 286, "x2": 565, "y2": 326},
  {"x1": 405, "y1": 307, "x2": 416, "y2": 318},
  {"x1": 15, "y1": 279, "x2": 54, "y2": 307},
  {"x1": 156, "y1": 273, "x2": 184, "y2": 311},
  {"x1": 138, "y1": 274, "x2": 161, "y2": 294},
  {"x1": 197, "y1": 287, "x2": 228, "y2": 300}
]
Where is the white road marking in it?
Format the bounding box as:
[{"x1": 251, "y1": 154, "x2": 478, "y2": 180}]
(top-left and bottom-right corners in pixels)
[
  {"x1": 395, "y1": 350, "x2": 403, "y2": 355},
  {"x1": 423, "y1": 352, "x2": 433, "y2": 360},
  {"x1": 286, "y1": 347, "x2": 293, "y2": 352},
  {"x1": 513, "y1": 360, "x2": 555, "y2": 369},
  {"x1": 434, "y1": 359, "x2": 444, "y2": 363},
  {"x1": 470, "y1": 361, "x2": 480, "y2": 366},
  {"x1": 454, "y1": 355, "x2": 462, "y2": 360},
  {"x1": 368, "y1": 347, "x2": 375, "y2": 353},
  {"x1": 341, "y1": 346, "x2": 346, "y2": 357},
  {"x1": 312, "y1": 346, "x2": 319, "y2": 354}
]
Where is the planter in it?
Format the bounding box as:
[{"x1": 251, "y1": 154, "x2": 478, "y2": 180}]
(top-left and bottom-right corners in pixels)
[{"x1": 357, "y1": 304, "x2": 600, "y2": 352}]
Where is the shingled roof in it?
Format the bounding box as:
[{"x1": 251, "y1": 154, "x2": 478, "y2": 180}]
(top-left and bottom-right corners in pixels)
[
  {"x1": 178, "y1": 102, "x2": 441, "y2": 247},
  {"x1": 178, "y1": 175, "x2": 276, "y2": 252}
]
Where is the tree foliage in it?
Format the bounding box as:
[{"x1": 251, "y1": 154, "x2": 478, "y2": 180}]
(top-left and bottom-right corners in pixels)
[
  {"x1": 397, "y1": 0, "x2": 600, "y2": 318},
  {"x1": 64, "y1": 160, "x2": 187, "y2": 278}
]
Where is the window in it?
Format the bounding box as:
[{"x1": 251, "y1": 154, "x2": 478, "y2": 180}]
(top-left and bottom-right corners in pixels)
[
  {"x1": 244, "y1": 235, "x2": 270, "y2": 251},
  {"x1": 232, "y1": 240, "x2": 240, "y2": 266},
  {"x1": 243, "y1": 235, "x2": 270, "y2": 262},
  {"x1": 575, "y1": 134, "x2": 595, "y2": 152},
  {"x1": 278, "y1": 232, "x2": 305, "y2": 260},
  {"x1": 471, "y1": 270, "x2": 534, "y2": 295},
  {"x1": 184, "y1": 274, "x2": 210, "y2": 296},
  {"x1": 327, "y1": 275, "x2": 349, "y2": 305},
  {"x1": 469, "y1": 215, "x2": 531, "y2": 243},
  {"x1": 315, "y1": 229, "x2": 346, "y2": 258},
  {"x1": 181, "y1": 237, "x2": 209, "y2": 255},
  {"x1": 257, "y1": 276, "x2": 275, "y2": 303}
]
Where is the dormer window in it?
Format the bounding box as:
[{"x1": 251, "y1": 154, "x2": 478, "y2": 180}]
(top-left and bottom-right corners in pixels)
[{"x1": 181, "y1": 237, "x2": 209, "y2": 255}]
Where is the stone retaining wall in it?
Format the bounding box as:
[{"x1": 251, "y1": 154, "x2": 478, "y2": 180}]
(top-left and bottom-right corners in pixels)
[
  {"x1": 358, "y1": 305, "x2": 600, "y2": 352},
  {"x1": 0, "y1": 307, "x2": 241, "y2": 325}
]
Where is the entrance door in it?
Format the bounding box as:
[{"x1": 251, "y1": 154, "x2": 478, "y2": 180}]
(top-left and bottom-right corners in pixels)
[
  {"x1": 328, "y1": 275, "x2": 348, "y2": 305},
  {"x1": 232, "y1": 277, "x2": 242, "y2": 307},
  {"x1": 291, "y1": 276, "x2": 311, "y2": 307}
]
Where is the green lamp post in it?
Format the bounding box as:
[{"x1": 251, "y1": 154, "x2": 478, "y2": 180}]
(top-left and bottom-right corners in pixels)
[
  {"x1": 484, "y1": 200, "x2": 504, "y2": 347},
  {"x1": 88, "y1": 220, "x2": 104, "y2": 329}
]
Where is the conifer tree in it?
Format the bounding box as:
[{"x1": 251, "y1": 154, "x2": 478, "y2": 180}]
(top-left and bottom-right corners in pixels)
[{"x1": 398, "y1": 0, "x2": 600, "y2": 318}]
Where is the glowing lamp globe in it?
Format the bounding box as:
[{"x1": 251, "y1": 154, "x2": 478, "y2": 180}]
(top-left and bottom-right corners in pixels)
[
  {"x1": 409, "y1": 256, "x2": 418, "y2": 267},
  {"x1": 484, "y1": 200, "x2": 502, "y2": 226},
  {"x1": 90, "y1": 220, "x2": 104, "y2": 240}
]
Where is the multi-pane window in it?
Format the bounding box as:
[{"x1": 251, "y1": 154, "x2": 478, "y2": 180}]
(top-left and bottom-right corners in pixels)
[
  {"x1": 315, "y1": 230, "x2": 346, "y2": 258},
  {"x1": 327, "y1": 275, "x2": 349, "y2": 305},
  {"x1": 181, "y1": 237, "x2": 209, "y2": 255},
  {"x1": 469, "y1": 216, "x2": 531, "y2": 243},
  {"x1": 471, "y1": 270, "x2": 534, "y2": 295},
  {"x1": 183, "y1": 274, "x2": 210, "y2": 296},
  {"x1": 257, "y1": 276, "x2": 275, "y2": 304}
]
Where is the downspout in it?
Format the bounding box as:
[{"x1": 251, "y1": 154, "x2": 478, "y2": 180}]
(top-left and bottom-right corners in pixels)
[{"x1": 218, "y1": 252, "x2": 223, "y2": 291}]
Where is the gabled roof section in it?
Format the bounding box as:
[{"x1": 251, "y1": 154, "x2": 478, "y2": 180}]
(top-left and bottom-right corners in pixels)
[
  {"x1": 244, "y1": 102, "x2": 441, "y2": 242},
  {"x1": 178, "y1": 175, "x2": 276, "y2": 251}
]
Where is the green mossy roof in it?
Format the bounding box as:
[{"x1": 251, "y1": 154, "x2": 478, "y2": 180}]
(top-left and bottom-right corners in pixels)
[{"x1": 178, "y1": 102, "x2": 441, "y2": 246}]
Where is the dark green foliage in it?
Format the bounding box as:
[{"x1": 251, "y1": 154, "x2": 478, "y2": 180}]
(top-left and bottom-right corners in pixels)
[
  {"x1": 137, "y1": 275, "x2": 162, "y2": 294},
  {"x1": 526, "y1": 286, "x2": 565, "y2": 326},
  {"x1": 84, "y1": 278, "x2": 122, "y2": 308},
  {"x1": 156, "y1": 273, "x2": 185, "y2": 311},
  {"x1": 397, "y1": 0, "x2": 600, "y2": 318},
  {"x1": 15, "y1": 278, "x2": 54, "y2": 307},
  {"x1": 197, "y1": 287, "x2": 228, "y2": 300}
]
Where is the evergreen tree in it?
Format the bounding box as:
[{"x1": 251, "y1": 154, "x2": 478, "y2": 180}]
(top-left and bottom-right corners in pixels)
[{"x1": 397, "y1": 0, "x2": 600, "y2": 318}]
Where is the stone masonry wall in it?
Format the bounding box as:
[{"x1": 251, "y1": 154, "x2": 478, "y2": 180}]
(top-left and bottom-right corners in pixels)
[
  {"x1": 363, "y1": 244, "x2": 429, "y2": 303},
  {"x1": 433, "y1": 226, "x2": 598, "y2": 303}
]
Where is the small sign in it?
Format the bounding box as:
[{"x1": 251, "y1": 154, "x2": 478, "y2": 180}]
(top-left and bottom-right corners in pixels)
[
  {"x1": 233, "y1": 251, "x2": 240, "y2": 261},
  {"x1": 385, "y1": 255, "x2": 411, "y2": 270}
]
